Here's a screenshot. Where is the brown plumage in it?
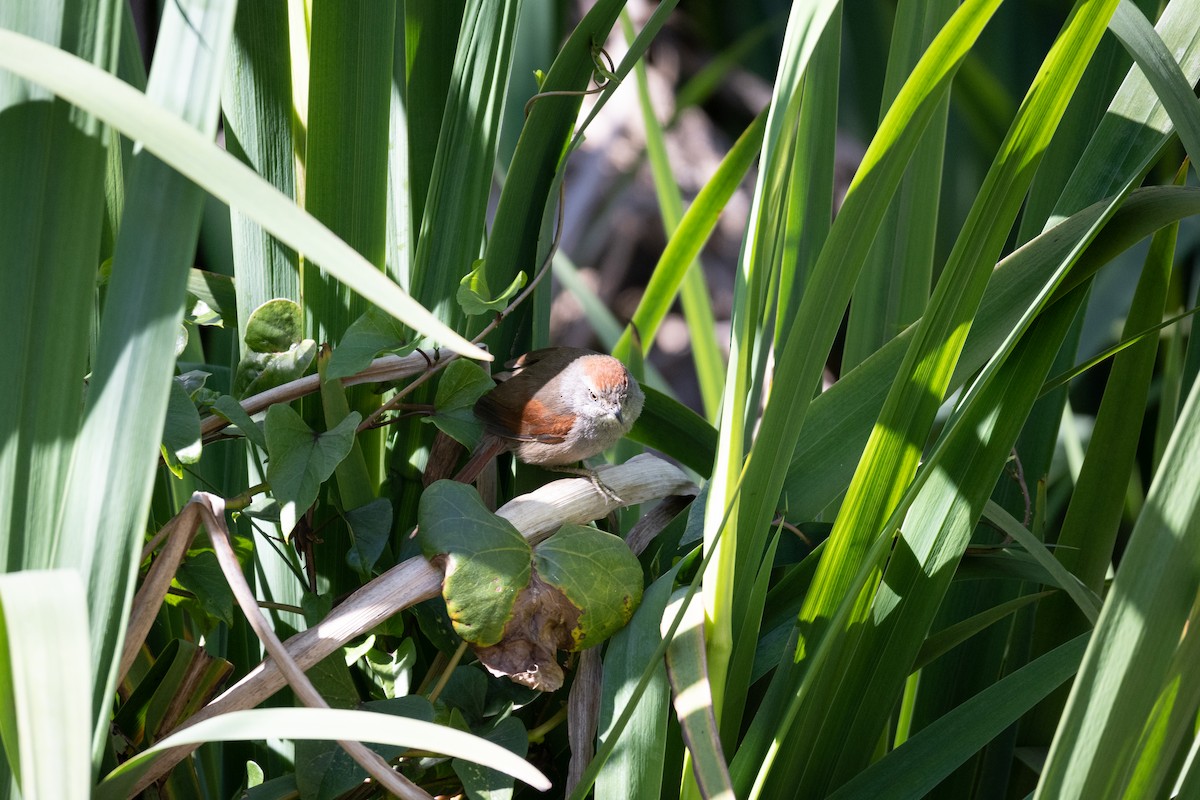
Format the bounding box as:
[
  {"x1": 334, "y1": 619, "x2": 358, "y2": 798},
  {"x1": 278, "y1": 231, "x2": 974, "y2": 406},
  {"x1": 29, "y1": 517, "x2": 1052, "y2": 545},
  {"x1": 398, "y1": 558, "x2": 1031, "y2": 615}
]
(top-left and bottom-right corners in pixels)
[{"x1": 455, "y1": 347, "x2": 644, "y2": 483}]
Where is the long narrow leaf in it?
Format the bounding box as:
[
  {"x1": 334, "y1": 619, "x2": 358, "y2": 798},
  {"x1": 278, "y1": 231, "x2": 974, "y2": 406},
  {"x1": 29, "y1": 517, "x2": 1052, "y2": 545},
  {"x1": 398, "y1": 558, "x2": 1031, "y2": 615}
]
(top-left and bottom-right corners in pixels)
[
  {"x1": 0, "y1": 571, "x2": 92, "y2": 800},
  {"x1": 0, "y1": 28, "x2": 486, "y2": 360}
]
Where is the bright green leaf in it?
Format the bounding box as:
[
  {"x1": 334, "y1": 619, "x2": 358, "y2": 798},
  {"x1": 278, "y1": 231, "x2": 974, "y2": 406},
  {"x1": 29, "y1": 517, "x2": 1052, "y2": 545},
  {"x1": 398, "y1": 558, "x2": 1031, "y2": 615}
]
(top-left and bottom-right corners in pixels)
[{"x1": 458, "y1": 260, "x2": 527, "y2": 316}]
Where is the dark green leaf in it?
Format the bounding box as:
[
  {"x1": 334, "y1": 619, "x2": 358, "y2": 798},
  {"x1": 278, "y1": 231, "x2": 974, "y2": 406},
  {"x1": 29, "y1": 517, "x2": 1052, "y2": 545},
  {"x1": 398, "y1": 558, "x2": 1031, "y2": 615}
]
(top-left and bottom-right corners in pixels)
[
  {"x1": 344, "y1": 498, "x2": 392, "y2": 578},
  {"x1": 265, "y1": 405, "x2": 361, "y2": 536},
  {"x1": 452, "y1": 716, "x2": 528, "y2": 800},
  {"x1": 173, "y1": 551, "x2": 233, "y2": 627},
  {"x1": 185, "y1": 268, "x2": 236, "y2": 322},
  {"x1": 324, "y1": 306, "x2": 411, "y2": 381},
  {"x1": 233, "y1": 299, "x2": 316, "y2": 398},
  {"x1": 211, "y1": 394, "x2": 267, "y2": 449},
  {"x1": 294, "y1": 696, "x2": 434, "y2": 800},
  {"x1": 429, "y1": 359, "x2": 495, "y2": 446},
  {"x1": 362, "y1": 639, "x2": 418, "y2": 700},
  {"x1": 162, "y1": 376, "x2": 202, "y2": 473},
  {"x1": 244, "y1": 298, "x2": 304, "y2": 352}
]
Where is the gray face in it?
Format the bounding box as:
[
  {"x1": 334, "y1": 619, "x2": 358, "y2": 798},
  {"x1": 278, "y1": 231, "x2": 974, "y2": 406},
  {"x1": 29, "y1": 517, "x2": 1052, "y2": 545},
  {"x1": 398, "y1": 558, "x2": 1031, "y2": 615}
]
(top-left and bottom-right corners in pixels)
[{"x1": 576, "y1": 372, "x2": 644, "y2": 434}]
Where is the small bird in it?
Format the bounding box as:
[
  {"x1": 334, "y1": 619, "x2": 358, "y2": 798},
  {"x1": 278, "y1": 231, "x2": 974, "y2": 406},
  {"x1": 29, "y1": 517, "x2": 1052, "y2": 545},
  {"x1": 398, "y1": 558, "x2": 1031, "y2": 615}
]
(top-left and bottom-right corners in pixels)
[{"x1": 454, "y1": 347, "x2": 644, "y2": 491}]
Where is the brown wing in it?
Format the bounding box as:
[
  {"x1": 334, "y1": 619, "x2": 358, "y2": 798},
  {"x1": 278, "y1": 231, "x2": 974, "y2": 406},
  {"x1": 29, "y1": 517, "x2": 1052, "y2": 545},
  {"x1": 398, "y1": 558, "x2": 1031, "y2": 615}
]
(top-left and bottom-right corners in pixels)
[
  {"x1": 475, "y1": 385, "x2": 574, "y2": 443},
  {"x1": 498, "y1": 347, "x2": 597, "y2": 378},
  {"x1": 475, "y1": 348, "x2": 593, "y2": 444}
]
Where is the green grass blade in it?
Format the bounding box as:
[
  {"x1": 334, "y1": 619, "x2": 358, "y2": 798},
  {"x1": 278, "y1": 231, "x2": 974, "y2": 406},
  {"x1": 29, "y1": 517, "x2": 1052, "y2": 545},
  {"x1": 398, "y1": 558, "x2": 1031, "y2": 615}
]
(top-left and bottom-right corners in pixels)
[
  {"x1": 0, "y1": 571, "x2": 92, "y2": 800},
  {"x1": 723, "y1": 7, "x2": 1004, "y2": 768},
  {"x1": 779, "y1": 185, "x2": 1200, "y2": 522},
  {"x1": 594, "y1": 568, "x2": 676, "y2": 800},
  {"x1": 773, "y1": 11, "x2": 839, "y2": 343},
  {"x1": 0, "y1": 1, "x2": 109, "y2": 576},
  {"x1": 842, "y1": 0, "x2": 954, "y2": 370},
  {"x1": 621, "y1": 12, "x2": 724, "y2": 421},
  {"x1": 54, "y1": 0, "x2": 238, "y2": 752},
  {"x1": 1028, "y1": 173, "x2": 1181, "y2": 669},
  {"x1": 1108, "y1": 2, "x2": 1200, "y2": 175},
  {"x1": 96, "y1": 707, "x2": 550, "y2": 799},
  {"x1": 779, "y1": 0, "x2": 1200, "y2": 521},
  {"x1": 483, "y1": 0, "x2": 625, "y2": 360},
  {"x1": 1036, "y1": 369, "x2": 1200, "y2": 798},
  {"x1": 827, "y1": 635, "x2": 1089, "y2": 800},
  {"x1": 982, "y1": 501, "x2": 1102, "y2": 622},
  {"x1": 795, "y1": 0, "x2": 1117, "y2": 660},
  {"x1": 303, "y1": 1, "x2": 396, "y2": 340},
  {"x1": 0, "y1": 28, "x2": 486, "y2": 360},
  {"x1": 222, "y1": 1, "x2": 299, "y2": 336},
  {"x1": 403, "y1": 0, "x2": 465, "y2": 240},
  {"x1": 912, "y1": 591, "x2": 1056, "y2": 672},
  {"x1": 664, "y1": 588, "x2": 733, "y2": 800},
  {"x1": 613, "y1": 109, "x2": 766, "y2": 369},
  {"x1": 409, "y1": 0, "x2": 521, "y2": 333},
  {"x1": 739, "y1": 2, "x2": 1120, "y2": 793},
  {"x1": 704, "y1": 0, "x2": 840, "y2": 744},
  {"x1": 731, "y1": 0, "x2": 1002, "y2": 635}
]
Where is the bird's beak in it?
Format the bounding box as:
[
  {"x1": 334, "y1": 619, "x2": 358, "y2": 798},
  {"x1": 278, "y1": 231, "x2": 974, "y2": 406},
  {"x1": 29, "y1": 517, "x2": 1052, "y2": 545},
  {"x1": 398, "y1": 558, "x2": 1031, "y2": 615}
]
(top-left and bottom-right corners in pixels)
[{"x1": 614, "y1": 409, "x2": 624, "y2": 424}]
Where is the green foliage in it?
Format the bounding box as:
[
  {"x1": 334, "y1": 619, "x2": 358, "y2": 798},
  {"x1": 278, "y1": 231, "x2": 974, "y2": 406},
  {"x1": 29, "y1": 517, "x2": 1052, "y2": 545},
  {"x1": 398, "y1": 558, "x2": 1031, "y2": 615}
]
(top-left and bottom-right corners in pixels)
[
  {"x1": 532, "y1": 524, "x2": 644, "y2": 650},
  {"x1": 419, "y1": 481, "x2": 533, "y2": 646},
  {"x1": 233, "y1": 299, "x2": 317, "y2": 398},
  {"x1": 265, "y1": 404, "x2": 361, "y2": 537},
  {"x1": 457, "y1": 260, "x2": 527, "y2": 317},
  {"x1": 5, "y1": 0, "x2": 1200, "y2": 797},
  {"x1": 429, "y1": 358, "x2": 495, "y2": 446}
]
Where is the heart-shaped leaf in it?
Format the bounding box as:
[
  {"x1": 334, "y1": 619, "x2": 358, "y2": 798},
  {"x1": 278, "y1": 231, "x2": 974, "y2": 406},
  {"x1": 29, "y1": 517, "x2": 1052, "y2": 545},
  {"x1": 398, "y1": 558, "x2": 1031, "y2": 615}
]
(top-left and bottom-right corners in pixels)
[
  {"x1": 418, "y1": 481, "x2": 532, "y2": 647},
  {"x1": 265, "y1": 404, "x2": 360, "y2": 537}
]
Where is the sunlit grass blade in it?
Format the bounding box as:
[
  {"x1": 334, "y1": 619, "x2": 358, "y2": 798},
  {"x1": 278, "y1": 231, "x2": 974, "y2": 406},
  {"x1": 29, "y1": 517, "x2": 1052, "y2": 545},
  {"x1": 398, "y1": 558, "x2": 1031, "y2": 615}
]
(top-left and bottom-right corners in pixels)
[
  {"x1": 0, "y1": 28, "x2": 486, "y2": 360},
  {"x1": 704, "y1": 0, "x2": 840, "y2": 745},
  {"x1": 620, "y1": 11, "x2": 723, "y2": 421},
  {"x1": 613, "y1": 109, "x2": 766, "y2": 372},
  {"x1": 663, "y1": 588, "x2": 733, "y2": 800},
  {"x1": 842, "y1": 0, "x2": 954, "y2": 370},
  {"x1": 1108, "y1": 2, "x2": 1200, "y2": 173},
  {"x1": 47, "y1": 0, "x2": 238, "y2": 754},
  {"x1": 777, "y1": 185, "x2": 1200, "y2": 520},
  {"x1": 1036, "y1": 368, "x2": 1200, "y2": 798},
  {"x1": 0, "y1": 571, "x2": 92, "y2": 800},
  {"x1": 0, "y1": 2, "x2": 109, "y2": 576},
  {"x1": 740, "y1": 2, "x2": 1120, "y2": 794},
  {"x1": 96, "y1": 707, "x2": 551, "y2": 800},
  {"x1": 723, "y1": 7, "x2": 1004, "y2": 771},
  {"x1": 729, "y1": 0, "x2": 1003, "y2": 640},
  {"x1": 1026, "y1": 166, "x2": 1182, "y2": 683}
]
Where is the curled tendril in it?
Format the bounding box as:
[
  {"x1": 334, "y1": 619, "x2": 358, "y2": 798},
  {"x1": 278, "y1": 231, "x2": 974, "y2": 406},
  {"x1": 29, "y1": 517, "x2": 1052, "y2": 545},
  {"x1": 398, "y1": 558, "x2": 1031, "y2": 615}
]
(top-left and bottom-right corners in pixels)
[{"x1": 522, "y1": 42, "x2": 620, "y2": 118}]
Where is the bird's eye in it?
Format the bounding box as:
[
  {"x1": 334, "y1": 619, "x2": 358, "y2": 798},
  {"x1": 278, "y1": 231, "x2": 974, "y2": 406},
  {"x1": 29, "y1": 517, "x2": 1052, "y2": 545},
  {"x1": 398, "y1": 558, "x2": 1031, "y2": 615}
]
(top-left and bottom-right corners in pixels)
[{"x1": 588, "y1": 389, "x2": 598, "y2": 400}]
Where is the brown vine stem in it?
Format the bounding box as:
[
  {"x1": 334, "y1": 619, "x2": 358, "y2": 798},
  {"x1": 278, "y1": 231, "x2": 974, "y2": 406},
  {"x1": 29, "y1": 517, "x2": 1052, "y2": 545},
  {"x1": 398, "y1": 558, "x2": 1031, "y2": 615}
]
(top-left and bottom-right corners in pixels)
[{"x1": 161, "y1": 493, "x2": 432, "y2": 800}]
